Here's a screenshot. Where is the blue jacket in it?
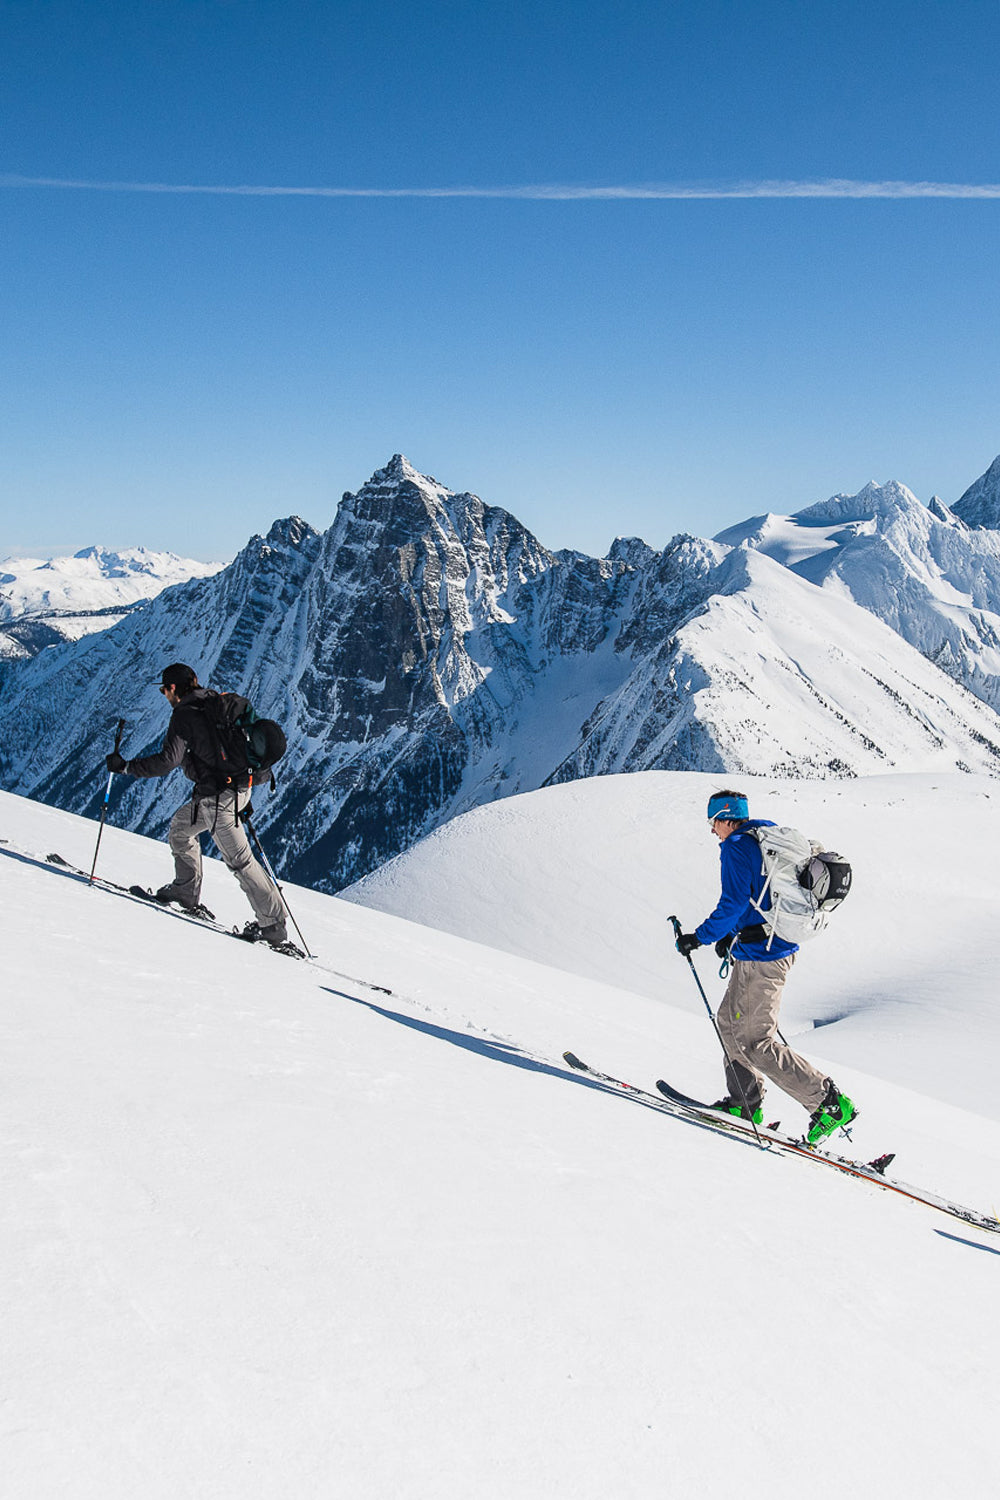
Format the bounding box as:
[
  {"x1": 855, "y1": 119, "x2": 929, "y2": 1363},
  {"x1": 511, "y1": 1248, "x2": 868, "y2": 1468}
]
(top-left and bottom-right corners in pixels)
[{"x1": 694, "y1": 819, "x2": 798, "y2": 962}]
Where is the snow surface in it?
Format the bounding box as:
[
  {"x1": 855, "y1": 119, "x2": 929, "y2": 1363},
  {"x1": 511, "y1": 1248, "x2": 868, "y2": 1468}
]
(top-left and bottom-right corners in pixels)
[{"x1": 5, "y1": 780, "x2": 1000, "y2": 1498}]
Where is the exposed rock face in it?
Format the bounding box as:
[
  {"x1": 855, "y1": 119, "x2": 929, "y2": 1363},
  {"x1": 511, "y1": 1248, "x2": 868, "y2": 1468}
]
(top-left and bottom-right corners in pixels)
[{"x1": 953, "y1": 455, "x2": 1000, "y2": 530}]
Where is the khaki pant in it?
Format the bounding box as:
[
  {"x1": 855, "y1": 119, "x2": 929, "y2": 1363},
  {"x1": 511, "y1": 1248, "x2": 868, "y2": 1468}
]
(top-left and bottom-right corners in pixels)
[
  {"x1": 717, "y1": 956, "x2": 830, "y2": 1113},
  {"x1": 161, "y1": 789, "x2": 285, "y2": 933}
]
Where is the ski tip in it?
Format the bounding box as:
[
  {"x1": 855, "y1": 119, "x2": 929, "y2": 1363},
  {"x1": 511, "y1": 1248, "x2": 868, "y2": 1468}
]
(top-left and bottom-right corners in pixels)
[{"x1": 563, "y1": 1051, "x2": 586, "y2": 1070}]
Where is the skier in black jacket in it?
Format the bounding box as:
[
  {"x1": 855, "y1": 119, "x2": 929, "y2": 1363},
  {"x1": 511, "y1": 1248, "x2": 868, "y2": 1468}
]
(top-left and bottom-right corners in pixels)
[{"x1": 106, "y1": 662, "x2": 287, "y2": 946}]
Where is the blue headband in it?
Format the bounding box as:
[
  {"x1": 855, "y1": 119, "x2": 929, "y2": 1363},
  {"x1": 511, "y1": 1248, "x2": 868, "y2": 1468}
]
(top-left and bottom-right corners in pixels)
[{"x1": 707, "y1": 794, "x2": 748, "y2": 822}]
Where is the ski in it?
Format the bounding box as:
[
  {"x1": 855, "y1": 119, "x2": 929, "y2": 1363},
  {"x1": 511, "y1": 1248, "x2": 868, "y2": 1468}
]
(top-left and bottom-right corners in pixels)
[
  {"x1": 654, "y1": 1077, "x2": 878, "y2": 1163},
  {"x1": 651, "y1": 1076, "x2": 712, "y2": 1110},
  {"x1": 37, "y1": 849, "x2": 393, "y2": 992},
  {"x1": 653, "y1": 1076, "x2": 784, "y2": 1133},
  {"x1": 127, "y1": 883, "x2": 311, "y2": 957},
  {"x1": 562, "y1": 1051, "x2": 775, "y2": 1146},
  {"x1": 563, "y1": 1052, "x2": 1000, "y2": 1237},
  {"x1": 127, "y1": 884, "x2": 218, "y2": 923},
  {"x1": 562, "y1": 1052, "x2": 648, "y2": 1097}
]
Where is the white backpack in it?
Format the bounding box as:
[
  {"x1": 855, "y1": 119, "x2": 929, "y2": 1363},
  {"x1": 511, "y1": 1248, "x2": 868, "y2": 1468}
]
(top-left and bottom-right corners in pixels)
[{"x1": 746, "y1": 826, "x2": 852, "y2": 946}]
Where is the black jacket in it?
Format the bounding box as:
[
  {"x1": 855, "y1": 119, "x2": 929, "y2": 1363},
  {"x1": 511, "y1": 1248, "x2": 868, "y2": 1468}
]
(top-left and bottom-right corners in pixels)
[{"x1": 126, "y1": 688, "x2": 252, "y2": 800}]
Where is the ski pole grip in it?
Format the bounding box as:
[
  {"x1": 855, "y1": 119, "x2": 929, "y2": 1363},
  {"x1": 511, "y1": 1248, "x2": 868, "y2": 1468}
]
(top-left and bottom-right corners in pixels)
[
  {"x1": 114, "y1": 718, "x2": 126, "y2": 752},
  {"x1": 667, "y1": 914, "x2": 683, "y2": 941}
]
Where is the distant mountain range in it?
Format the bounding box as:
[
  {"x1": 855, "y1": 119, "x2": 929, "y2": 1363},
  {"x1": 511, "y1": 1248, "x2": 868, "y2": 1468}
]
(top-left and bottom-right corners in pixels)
[
  {"x1": 3, "y1": 452, "x2": 1000, "y2": 890},
  {"x1": 0, "y1": 545, "x2": 222, "y2": 661}
]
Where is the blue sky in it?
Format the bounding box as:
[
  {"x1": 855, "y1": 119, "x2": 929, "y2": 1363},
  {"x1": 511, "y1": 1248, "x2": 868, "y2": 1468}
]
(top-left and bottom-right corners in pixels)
[{"x1": 3, "y1": 0, "x2": 1000, "y2": 561}]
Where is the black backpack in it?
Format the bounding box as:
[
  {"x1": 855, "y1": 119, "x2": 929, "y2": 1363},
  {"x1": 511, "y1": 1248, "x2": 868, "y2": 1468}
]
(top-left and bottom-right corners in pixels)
[{"x1": 201, "y1": 693, "x2": 287, "y2": 791}]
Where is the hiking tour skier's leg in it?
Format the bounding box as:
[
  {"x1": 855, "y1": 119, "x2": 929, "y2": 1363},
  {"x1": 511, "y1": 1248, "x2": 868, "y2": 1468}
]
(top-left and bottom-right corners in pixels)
[
  {"x1": 716, "y1": 955, "x2": 830, "y2": 1114},
  {"x1": 160, "y1": 798, "x2": 209, "y2": 908},
  {"x1": 213, "y1": 788, "x2": 286, "y2": 938}
]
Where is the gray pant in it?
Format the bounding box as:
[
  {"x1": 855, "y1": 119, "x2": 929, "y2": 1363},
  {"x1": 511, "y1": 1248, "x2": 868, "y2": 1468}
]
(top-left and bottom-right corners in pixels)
[
  {"x1": 163, "y1": 789, "x2": 285, "y2": 932},
  {"x1": 717, "y1": 956, "x2": 830, "y2": 1113}
]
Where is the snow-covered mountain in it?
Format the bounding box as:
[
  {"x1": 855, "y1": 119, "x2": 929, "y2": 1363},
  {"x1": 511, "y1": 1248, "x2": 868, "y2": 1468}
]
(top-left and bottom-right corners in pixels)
[
  {"x1": 4, "y1": 778, "x2": 1000, "y2": 1497},
  {"x1": 716, "y1": 467, "x2": 1000, "y2": 712},
  {"x1": 4, "y1": 454, "x2": 1000, "y2": 892},
  {"x1": 0, "y1": 544, "x2": 223, "y2": 660},
  {"x1": 545, "y1": 538, "x2": 1000, "y2": 783}
]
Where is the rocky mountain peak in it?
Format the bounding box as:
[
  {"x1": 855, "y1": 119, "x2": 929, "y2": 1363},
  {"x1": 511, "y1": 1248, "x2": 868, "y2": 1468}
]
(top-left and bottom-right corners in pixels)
[
  {"x1": 263, "y1": 515, "x2": 319, "y2": 549},
  {"x1": 953, "y1": 455, "x2": 1000, "y2": 530},
  {"x1": 377, "y1": 453, "x2": 433, "y2": 485},
  {"x1": 927, "y1": 495, "x2": 959, "y2": 525},
  {"x1": 352, "y1": 454, "x2": 447, "y2": 504},
  {"x1": 334, "y1": 455, "x2": 458, "y2": 544},
  {"x1": 606, "y1": 536, "x2": 656, "y2": 568}
]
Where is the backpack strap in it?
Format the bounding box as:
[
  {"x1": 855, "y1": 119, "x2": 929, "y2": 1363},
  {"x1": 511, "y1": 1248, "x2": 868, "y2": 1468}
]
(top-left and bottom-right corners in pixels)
[{"x1": 739, "y1": 828, "x2": 778, "y2": 950}]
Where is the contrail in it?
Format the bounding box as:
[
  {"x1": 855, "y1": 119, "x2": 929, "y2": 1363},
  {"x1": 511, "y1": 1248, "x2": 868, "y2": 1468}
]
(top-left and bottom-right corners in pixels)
[{"x1": 3, "y1": 174, "x2": 1000, "y2": 200}]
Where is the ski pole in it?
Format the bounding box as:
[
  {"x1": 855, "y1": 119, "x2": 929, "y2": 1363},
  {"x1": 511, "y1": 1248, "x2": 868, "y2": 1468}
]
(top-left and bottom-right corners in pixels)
[
  {"x1": 240, "y1": 804, "x2": 313, "y2": 958},
  {"x1": 668, "y1": 913, "x2": 765, "y2": 1148},
  {"x1": 89, "y1": 719, "x2": 126, "y2": 885}
]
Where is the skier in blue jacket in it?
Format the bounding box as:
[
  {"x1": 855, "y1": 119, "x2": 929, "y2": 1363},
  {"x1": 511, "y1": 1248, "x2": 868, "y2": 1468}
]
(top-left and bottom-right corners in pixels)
[{"x1": 675, "y1": 790, "x2": 857, "y2": 1144}]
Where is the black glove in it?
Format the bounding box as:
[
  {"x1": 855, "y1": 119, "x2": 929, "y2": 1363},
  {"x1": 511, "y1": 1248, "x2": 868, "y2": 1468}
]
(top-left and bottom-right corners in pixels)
[
  {"x1": 106, "y1": 751, "x2": 127, "y2": 773},
  {"x1": 715, "y1": 937, "x2": 733, "y2": 959},
  {"x1": 675, "y1": 931, "x2": 701, "y2": 957}
]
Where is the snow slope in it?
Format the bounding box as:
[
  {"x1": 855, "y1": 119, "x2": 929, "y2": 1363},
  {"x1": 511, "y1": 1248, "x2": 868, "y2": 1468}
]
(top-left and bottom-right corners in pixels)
[
  {"x1": 347, "y1": 769, "x2": 1000, "y2": 1113},
  {"x1": 4, "y1": 783, "x2": 1000, "y2": 1497}
]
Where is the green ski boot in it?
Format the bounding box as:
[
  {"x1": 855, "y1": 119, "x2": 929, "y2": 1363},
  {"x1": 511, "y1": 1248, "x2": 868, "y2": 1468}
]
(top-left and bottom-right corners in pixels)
[
  {"x1": 807, "y1": 1083, "x2": 858, "y2": 1144},
  {"x1": 710, "y1": 1097, "x2": 764, "y2": 1126}
]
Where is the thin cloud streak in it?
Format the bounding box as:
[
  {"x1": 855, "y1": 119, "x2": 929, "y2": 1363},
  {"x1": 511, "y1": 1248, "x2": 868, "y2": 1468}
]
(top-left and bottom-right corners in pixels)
[{"x1": 3, "y1": 174, "x2": 1000, "y2": 199}]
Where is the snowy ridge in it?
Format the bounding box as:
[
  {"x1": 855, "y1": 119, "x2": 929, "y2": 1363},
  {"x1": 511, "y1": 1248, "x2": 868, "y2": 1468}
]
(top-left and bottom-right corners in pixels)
[
  {"x1": 716, "y1": 471, "x2": 1000, "y2": 712},
  {"x1": 4, "y1": 780, "x2": 1000, "y2": 1496},
  {"x1": 547, "y1": 542, "x2": 1000, "y2": 781}
]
